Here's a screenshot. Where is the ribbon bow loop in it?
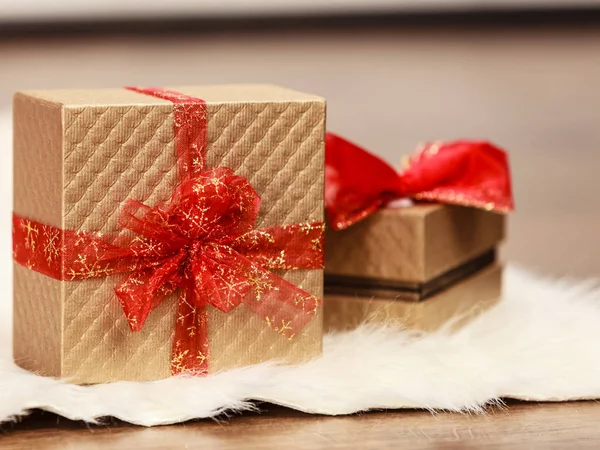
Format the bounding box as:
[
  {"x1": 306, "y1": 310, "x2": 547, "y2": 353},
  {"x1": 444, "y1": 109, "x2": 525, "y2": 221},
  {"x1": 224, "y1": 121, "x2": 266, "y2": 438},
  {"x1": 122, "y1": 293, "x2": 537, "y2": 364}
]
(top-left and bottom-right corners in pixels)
[
  {"x1": 119, "y1": 167, "x2": 260, "y2": 246},
  {"x1": 325, "y1": 133, "x2": 514, "y2": 230},
  {"x1": 169, "y1": 168, "x2": 261, "y2": 243}
]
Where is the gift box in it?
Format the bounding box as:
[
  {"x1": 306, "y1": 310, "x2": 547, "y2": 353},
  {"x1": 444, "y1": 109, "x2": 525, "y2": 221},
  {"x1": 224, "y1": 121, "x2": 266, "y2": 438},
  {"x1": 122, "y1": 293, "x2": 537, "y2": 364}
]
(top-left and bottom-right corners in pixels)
[
  {"x1": 13, "y1": 85, "x2": 326, "y2": 383},
  {"x1": 323, "y1": 134, "x2": 513, "y2": 331}
]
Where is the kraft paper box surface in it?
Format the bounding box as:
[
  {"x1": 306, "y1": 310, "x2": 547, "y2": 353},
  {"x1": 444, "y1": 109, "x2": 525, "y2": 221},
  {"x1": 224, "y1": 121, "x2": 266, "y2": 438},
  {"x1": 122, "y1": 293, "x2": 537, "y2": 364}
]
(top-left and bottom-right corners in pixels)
[
  {"x1": 324, "y1": 264, "x2": 502, "y2": 332},
  {"x1": 13, "y1": 85, "x2": 326, "y2": 383}
]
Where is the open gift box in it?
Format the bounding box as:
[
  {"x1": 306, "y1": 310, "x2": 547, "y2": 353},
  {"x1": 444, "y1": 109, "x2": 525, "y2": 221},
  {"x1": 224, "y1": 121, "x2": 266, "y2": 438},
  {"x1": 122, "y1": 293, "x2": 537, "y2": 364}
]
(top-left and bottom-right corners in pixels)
[{"x1": 322, "y1": 134, "x2": 513, "y2": 332}]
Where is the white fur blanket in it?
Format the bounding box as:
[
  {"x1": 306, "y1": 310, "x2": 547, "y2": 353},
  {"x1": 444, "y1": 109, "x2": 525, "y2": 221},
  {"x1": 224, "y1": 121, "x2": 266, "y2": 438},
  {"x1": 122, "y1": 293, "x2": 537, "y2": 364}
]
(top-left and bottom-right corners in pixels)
[
  {"x1": 1, "y1": 266, "x2": 600, "y2": 426},
  {"x1": 1, "y1": 110, "x2": 599, "y2": 426}
]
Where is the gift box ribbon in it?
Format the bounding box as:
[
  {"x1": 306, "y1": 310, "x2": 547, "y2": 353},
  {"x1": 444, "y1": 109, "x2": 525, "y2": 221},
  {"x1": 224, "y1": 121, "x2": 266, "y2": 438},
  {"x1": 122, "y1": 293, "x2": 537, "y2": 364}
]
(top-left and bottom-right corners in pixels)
[
  {"x1": 325, "y1": 133, "x2": 514, "y2": 230},
  {"x1": 13, "y1": 87, "x2": 324, "y2": 376}
]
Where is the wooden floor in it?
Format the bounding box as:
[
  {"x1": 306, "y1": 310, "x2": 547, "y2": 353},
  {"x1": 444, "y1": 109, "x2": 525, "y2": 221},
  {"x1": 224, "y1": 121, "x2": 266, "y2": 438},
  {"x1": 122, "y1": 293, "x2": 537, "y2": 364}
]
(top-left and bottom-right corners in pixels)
[
  {"x1": 1, "y1": 17, "x2": 600, "y2": 449},
  {"x1": 3, "y1": 402, "x2": 600, "y2": 449}
]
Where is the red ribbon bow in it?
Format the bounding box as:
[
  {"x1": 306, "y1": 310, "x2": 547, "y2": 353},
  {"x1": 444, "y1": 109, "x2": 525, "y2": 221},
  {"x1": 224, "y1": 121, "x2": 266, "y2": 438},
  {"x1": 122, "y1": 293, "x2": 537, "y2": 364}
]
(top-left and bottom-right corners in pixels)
[
  {"x1": 325, "y1": 133, "x2": 514, "y2": 230},
  {"x1": 108, "y1": 167, "x2": 323, "y2": 374},
  {"x1": 13, "y1": 87, "x2": 324, "y2": 376}
]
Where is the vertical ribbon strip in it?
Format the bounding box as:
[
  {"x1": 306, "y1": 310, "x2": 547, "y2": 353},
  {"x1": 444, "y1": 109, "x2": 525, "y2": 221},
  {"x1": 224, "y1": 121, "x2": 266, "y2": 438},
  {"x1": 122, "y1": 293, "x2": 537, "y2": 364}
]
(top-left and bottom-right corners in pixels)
[{"x1": 126, "y1": 87, "x2": 208, "y2": 180}]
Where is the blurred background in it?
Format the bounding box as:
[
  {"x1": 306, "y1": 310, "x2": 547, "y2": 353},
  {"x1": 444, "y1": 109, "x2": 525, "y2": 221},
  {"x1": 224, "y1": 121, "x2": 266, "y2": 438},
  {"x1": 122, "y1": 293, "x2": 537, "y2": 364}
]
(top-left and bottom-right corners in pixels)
[{"x1": 1, "y1": 0, "x2": 599, "y2": 278}]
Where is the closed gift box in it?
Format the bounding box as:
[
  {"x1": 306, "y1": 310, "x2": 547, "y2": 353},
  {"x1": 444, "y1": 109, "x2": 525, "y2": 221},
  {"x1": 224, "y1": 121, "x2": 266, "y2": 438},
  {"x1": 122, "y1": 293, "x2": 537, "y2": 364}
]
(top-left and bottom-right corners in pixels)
[{"x1": 13, "y1": 85, "x2": 326, "y2": 383}]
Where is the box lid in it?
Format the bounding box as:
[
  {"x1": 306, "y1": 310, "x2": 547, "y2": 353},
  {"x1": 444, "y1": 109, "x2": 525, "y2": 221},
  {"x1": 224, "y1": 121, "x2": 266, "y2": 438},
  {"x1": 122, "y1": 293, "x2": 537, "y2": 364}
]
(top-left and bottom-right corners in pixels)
[
  {"x1": 325, "y1": 203, "x2": 505, "y2": 284},
  {"x1": 17, "y1": 84, "x2": 324, "y2": 107}
]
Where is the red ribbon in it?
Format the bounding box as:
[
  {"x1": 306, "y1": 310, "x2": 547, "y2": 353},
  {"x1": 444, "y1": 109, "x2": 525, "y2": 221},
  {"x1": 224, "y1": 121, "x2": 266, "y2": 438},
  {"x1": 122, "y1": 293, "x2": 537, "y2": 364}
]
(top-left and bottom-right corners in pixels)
[
  {"x1": 13, "y1": 87, "x2": 324, "y2": 376},
  {"x1": 325, "y1": 133, "x2": 514, "y2": 230}
]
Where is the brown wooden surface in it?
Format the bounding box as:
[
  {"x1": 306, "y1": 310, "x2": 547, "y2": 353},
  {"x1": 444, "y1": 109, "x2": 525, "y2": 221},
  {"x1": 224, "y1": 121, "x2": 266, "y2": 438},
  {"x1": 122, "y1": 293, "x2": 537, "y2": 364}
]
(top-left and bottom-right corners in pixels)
[
  {"x1": 3, "y1": 402, "x2": 600, "y2": 449},
  {"x1": 2, "y1": 19, "x2": 600, "y2": 449}
]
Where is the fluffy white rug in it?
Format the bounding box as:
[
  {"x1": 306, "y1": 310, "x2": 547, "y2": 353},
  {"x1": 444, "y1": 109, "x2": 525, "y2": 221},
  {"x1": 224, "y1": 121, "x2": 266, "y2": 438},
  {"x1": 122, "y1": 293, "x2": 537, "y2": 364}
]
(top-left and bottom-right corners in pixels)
[
  {"x1": 1, "y1": 266, "x2": 600, "y2": 426},
  {"x1": 1, "y1": 110, "x2": 600, "y2": 426}
]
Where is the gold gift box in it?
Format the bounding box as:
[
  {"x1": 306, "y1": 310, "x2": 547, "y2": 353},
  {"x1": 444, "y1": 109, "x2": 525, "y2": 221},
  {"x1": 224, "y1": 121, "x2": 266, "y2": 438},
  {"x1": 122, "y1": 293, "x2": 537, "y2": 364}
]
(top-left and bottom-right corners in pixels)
[
  {"x1": 13, "y1": 85, "x2": 326, "y2": 383},
  {"x1": 324, "y1": 204, "x2": 505, "y2": 331}
]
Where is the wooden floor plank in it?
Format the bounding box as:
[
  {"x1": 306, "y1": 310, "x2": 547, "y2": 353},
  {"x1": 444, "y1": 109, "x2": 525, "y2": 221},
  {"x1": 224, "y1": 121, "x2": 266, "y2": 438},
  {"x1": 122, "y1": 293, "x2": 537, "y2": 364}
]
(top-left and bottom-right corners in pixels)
[{"x1": 3, "y1": 402, "x2": 600, "y2": 449}]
